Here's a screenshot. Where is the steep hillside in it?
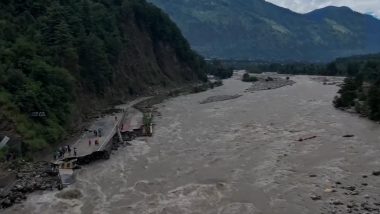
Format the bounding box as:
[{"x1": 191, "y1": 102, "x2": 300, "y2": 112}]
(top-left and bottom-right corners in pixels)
[
  {"x1": 0, "y1": 0, "x2": 207, "y2": 156},
  {"x1": 149, "y1": 0, "x2": 380, "y2": 61},
  {"x1": 306, "y1": 6, "x2": 380, "y2": 50}
]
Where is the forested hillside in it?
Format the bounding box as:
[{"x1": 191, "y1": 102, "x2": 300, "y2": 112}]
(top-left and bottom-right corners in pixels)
[
  {"x1": 225, "y1": 53, "x2": 380, "y2": 77},
  {"x1": 0, "y1": 0, "x2": 208, "y2": 157}
]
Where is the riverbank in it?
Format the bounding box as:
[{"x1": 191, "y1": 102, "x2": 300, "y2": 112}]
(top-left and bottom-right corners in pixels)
[
  {"x1": 0, "y1": 161, "x2": 61, "y2": 208},
  {"x1": 0, "y1": 99, "x2": 147, "y2": 208}
]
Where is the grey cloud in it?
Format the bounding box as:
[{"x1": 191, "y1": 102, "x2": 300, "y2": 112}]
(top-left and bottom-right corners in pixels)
[{"x1": 265, "y1": 0, "x2": 380, "y2": 18}]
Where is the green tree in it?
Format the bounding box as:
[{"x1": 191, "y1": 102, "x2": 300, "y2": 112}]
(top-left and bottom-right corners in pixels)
[
  {"x1": 334, "y1": 78, "x2": 358, "y2": 108},
  {"x1": 368, "y1": 83, "x2": 380, "y2": 120},
  {"x1": 79, "y1": 33, "x2": 111, "y2": 94}
]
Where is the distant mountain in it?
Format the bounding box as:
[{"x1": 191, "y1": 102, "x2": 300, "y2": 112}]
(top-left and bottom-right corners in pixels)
[{"x1": 148, "y1": 0, "x2": 380, "y2": 61}]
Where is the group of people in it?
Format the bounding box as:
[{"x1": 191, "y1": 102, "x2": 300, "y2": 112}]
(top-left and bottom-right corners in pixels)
[
  {"x1": 52, "y1": 126, "x2": 110, "y2": 161},
  {"x1": 88, "y1": 139, "x2": 100, "y2": 146},
  {"x1": 54, "y1": 145, "x2": 77, "y2": 160},
  {"x1": 89, "y1": 128, "x2": 102, "y2": 146}
]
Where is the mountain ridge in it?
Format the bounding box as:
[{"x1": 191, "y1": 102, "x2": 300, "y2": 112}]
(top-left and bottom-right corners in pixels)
[{"x1": 149, "y1": 0, "x2": 380, "y2": 61}]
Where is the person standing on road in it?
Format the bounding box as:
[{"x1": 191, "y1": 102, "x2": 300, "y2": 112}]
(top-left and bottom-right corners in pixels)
[
  {"x1": 74, "y1": 148, "x2": 77, "y2": 156},
  {"x1": 59, "y1": 147, "x2": 64, "y2": 158},
  {"x1": 89, "y1": 139, "x2": 92, "y2": 146},
  {"x1": 67, "y1": 145, "x2": 71, "y2": 155}
]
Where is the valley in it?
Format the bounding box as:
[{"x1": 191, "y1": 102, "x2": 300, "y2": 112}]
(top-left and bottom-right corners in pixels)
[{"x1": 1, "y1": 0, "x2": 380, "y2": 213}]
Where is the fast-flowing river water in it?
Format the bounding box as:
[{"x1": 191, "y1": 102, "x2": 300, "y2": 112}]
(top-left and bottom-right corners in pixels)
[{"x1": 4, "y1": 74, "x2": 380, "y2": 214}]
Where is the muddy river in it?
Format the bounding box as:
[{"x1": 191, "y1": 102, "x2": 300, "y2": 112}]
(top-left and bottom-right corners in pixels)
[{"x1": 4, "y1": 74, "x2": 380, "y2": 214}]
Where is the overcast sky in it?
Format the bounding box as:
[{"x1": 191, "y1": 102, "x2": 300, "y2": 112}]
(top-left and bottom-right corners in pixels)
[{"x1": 265, "y1": 0, "x2": 380, "y2": 18}]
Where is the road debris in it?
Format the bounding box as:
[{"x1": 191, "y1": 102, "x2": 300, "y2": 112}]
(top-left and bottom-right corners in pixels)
[{"x1": 298, "y1": 136, "x2": 317, "y2": 142}]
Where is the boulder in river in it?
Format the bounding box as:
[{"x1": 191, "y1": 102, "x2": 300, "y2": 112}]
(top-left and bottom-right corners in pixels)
[{"x1": 310, "y1": 195, "x2": 322, "y2": 201}]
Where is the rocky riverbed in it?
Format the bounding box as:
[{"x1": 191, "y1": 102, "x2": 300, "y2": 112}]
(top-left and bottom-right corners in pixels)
[
  {"x1": 245, "y1": 75, "x2": 295, "y2": 92},
  {"x1": 200, "y1": 94, "x2": 242, "y2": 104},
  {"x1": 311, "y1": 76, "x2": 345, "y2": 86},
  {"x1": 0, "y1": 161, "x2": 60, "y2": 209},
  {"x1": 310, "y1": 172, "x2": 380, "y2": 214}
]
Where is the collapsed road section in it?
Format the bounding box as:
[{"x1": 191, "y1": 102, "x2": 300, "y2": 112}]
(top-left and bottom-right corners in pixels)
[{"x1": 53, "y1": 98, "x2": 154, "y2": 186}]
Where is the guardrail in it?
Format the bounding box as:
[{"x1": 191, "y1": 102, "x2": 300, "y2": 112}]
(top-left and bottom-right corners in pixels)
[{"x1": 97, "y1": 110, "x2": 127, "y2": 151}]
